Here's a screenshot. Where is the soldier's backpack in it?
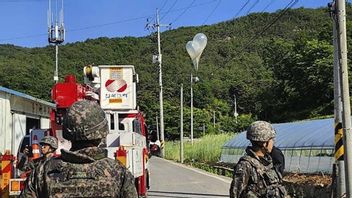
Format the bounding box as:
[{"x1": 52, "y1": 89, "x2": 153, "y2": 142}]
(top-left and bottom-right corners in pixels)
[
  {"x1": 238, "y1": 155, "x2": 287, "y2": 198},
  {"x1": 42, "y1": 157, "x2": 123, "y2": 197}
]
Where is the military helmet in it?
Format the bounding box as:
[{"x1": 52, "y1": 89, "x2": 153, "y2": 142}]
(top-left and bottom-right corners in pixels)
[
  {"x1": 40, "y1": 136, "x2": 58, "y2": 150},
  {"x1": 246, "y1": 121, "x2": 276, "y2": 142},
  {"x1": 63, "y1": 100, "x2": 108, "y2": 141}
]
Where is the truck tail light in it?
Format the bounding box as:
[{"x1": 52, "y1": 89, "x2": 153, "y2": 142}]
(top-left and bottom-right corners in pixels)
[{"x1": 116, "y1": 146, "x2": 127, "y2": 167}]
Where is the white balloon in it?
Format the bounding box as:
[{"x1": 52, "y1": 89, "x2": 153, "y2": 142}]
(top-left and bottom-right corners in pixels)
[
  {"x1": 193, "y1": 33, "x2": 207, "y2": 51},
  {"x1": 186, "y1": 33, "x2": 207, "y2": 71},
  {"x1": 192, "y1": 55, "x2": 200, "y2": 70},
  {"x1": 186, "y1": 41, "x2": 201, "y2": 60}
]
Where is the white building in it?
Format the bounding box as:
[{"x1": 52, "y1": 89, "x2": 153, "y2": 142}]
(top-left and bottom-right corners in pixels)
[{"x1": 0, "y1": 86, "x2": 54, "y2": 155}]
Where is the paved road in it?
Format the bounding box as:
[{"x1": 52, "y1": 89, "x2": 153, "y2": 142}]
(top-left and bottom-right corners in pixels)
[{"x1": 147, "y1": 157, "x2": 231, "y2": 198}]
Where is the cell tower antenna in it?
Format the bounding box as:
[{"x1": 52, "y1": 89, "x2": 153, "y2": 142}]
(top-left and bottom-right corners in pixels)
[
  {"x1": 48, "y1": 0, "x2": 65, "y2": 83},
  {"x1": 60, "y1": 0, "x2": 64, "y2": 25}
]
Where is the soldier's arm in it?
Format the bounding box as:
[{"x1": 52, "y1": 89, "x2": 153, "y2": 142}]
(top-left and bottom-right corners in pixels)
[
  {"x1": 229, "y1": 161, "x2": 251, "y2": 198},
  {"x1": 18, "y1": 147, "x2": 32, "y2": 172},
  {"x1": 20, "y1": 167, "x2": 38, "y2": 198},
  {"x1": 18, "y1": 158, "x2": 38, "y2": 173},
  {"x1": 17, "y1": 155, "x2": 30, "y2": 172},
  {"x1": 120, "y1": 168, "x2": 138, "y2": 198},
  {"x1": 25, "y1": 161, "x2": 37, "y2": 172}
]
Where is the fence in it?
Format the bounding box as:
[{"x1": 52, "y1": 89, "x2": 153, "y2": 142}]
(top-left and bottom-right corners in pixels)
[{"x1": 220, "y1": 147, "x2": 334, "y2": 173}]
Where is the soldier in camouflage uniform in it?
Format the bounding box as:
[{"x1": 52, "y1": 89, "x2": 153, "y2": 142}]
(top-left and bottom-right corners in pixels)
[
  {"x1": 21, "y1": 100, "x2": 138, "y2": 198},
  {"x1": 17, "y1": 136, "x2": 58, "y2": 173},
  {"x1": 229, "y1": 121, "x2": 288, "y2": 198}
]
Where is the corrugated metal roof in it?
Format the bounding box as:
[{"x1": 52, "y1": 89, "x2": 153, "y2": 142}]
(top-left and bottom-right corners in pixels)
[
  {"x1": 223, "y1": 118, "x2": 334, "y2": 149},
  {"x1": 0, "y1": 86, "x2": 55, "y2": 107}
]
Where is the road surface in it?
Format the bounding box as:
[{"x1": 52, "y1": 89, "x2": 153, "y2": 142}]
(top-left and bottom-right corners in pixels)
[{"x1": 148, "y1": 157, "x2": 231, "y2": 198}]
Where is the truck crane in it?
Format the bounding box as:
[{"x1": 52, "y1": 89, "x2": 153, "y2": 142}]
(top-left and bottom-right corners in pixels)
[{"x1": 6, "y1": 65, "x2": 149, "y2": 197}]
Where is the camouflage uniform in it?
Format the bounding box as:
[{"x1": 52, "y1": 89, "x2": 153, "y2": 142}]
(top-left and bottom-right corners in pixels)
[
  {"x1": 18, "y1": 136, "x2": 58, "y2": 172},
  {"x1": 229, "y1": 121, "x2": 287, "y2": 198},
  {"x1": 21, "y1": 100, "x2": 138, "y2": 198},
  {"x1": 17, "y1": 156, "x2": 42, "y2": 172}
]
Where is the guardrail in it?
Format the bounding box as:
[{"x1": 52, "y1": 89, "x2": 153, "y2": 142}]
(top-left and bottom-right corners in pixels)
[{"x1": 213, "y1": 165, "x2": 233, "y2": 176}]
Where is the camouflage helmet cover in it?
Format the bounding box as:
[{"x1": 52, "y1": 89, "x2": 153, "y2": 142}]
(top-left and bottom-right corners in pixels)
[
  {"x1": 63, "y1": 100, "x2": 108, "y2": 141},
  {"x1": 246, "y1": 121, "x2": 276, "y2": 142},
  {"x1": 40, "y1": 136, "x2": 58, "y2": 150}
]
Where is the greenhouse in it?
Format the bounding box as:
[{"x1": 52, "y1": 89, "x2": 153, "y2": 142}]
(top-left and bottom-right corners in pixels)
[{"x1": 221, "y1": 118, "x2": 335, "y2": 173}]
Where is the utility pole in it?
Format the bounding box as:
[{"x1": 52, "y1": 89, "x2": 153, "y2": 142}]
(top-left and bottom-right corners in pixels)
[
  {"x1": 147, "y1": 9, "x2": 170, "y2": 157},
  {"x1": 180, "y1": 84, "x2": 184, "y2": 163},
  {"x1": 213, "y1": 110, "x2": 216, "y2": 128},
  {"x1": 233, "y1": 94, "x2": 238, "y2": 123},
  {"x1": 186, "y1": 33, "x2": 207, "y2": 145},
  {"x1": 330, "y1": 1, "x2": 345, "y2": 196},
  {"x1": 190, "y1": 73, "x2": 194, "y2": 145},
  {"x1": 190, "y1": 74, "x2": 199, "y2": 145},
  {"x1": 202, "y1": 123, "x2": 205, "y2": 136},
  {"x1": 335, "y1": 0, "x2": 352, "y2": 196},
  {"x1": 156, "y1": 116, "x2": 159, "y2": 141}
]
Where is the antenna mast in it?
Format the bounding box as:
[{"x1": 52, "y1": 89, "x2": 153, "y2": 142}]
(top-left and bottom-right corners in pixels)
[{"x1": 48, "y1": 0, "x2": 65, "y2": 83}]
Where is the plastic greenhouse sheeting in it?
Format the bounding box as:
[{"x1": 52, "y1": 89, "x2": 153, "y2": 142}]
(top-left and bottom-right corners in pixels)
[{"x1": 223, "y1": 118, "x2": 334, "y2": 149}]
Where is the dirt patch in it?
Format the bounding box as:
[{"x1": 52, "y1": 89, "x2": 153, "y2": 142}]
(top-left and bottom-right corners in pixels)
[
  {"x1": 284, "y1": 173, "x2": 332, "y2": 186},
  {"x1": 283, "y1": 173, "x2": 332, "y2": 198}
]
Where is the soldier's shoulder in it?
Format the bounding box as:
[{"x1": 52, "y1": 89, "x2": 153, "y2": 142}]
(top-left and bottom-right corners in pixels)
[
  {"x1": 234, "y1": 156, "x2": 255, "y2": 172},
  {"x1": 238, "y1": 155, "x2": 255, "y2": 165},
  {"x1": 42, "y1": 156, "x2": 64, "y2": 170}
]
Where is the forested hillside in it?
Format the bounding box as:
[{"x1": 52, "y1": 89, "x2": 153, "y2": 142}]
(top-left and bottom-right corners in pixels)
[{"x1": 1, "y1": 5, "x2": 352, "y2": 139}]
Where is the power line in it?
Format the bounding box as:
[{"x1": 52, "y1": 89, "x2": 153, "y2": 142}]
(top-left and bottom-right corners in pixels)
[
  {"x1": 0, "y1": 33, "x2": 47, "y2": 42},
  {"x1": 0, "y1": 14, "x2": 153, "y2": 42},
  {"x1": 207, "y1": 0, "x2": 299, "y2": 76},
  {"x1": 261, "y1": 0, "x2": 275, "y2": 12},
  {"x1": 242, "y1": 0, "x2": 299, "y2": 49},
  {"x1": 246, "y1": 0, "x2": 259, "y2": 14},
  {"x1": 0, "y1": 0, "x2": 46, "y2": 3},
  {"x1": 160, "y1": 0, "x2": 178, "y2": 22},
  {"x1": 257, "y1": 0, "x2": 298, "y2": 36},
  {"x1": 0, "y1": 0, "x2": 219, "y2": 42},
  {"x1": 202, "y1": 0, "x2": 222, "y2": 25},
  {"x1": 170, "y1": 0, "x2": 196, "y2": 25},
  {"x1": 234, "y1": 0, "x2": 251, "y2": 19},
  {"x1": 168, "y1": 0, "x2": 218, "y2": 13},
  {"x1": 160, "y1": 0, "x2": 169, "y2": 11},
  {"x1": 68, "y1": 14, "x2": 153, "y2": 32},
  {"x1": 148, "y1": 0, "x2": 169, "y2": 24}
]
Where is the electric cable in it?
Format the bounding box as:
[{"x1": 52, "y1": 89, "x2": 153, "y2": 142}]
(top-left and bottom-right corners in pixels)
[
  {"x1": 246, "y1": 0, "x2": 259, "y2": 14},
  {"x1": 234, "y1": 0, "x2": 251, "y2": 19},
  {"x1": 160, "y1": 0, "x2": 169, "y2": 11},
  {"x1": 207, "y1": 0, "x2": 299, "y2": 76},
  {"x1": 160, "y1": 0, "x2": 178, "y2": 22},
  {"x1": 241, "y1": 0, "x2": 299, "y2": 50},
  {"x1": 0, "y1": 0, "x2": 219, "y2": 42},
  {"x1": 261, "y1": 0, "x2": 275, "y2": 12},
  {"x1": 170, "y1": 0, "x2": 195, "y2": 25},
  {"x1": 202, "y1": 0, "x2": 222, "y2": 25}
]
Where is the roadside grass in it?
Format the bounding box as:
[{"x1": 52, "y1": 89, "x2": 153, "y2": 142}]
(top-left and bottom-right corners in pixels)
[{"x1": 165, "y1": 133, "x2": 234, "y2": 163}]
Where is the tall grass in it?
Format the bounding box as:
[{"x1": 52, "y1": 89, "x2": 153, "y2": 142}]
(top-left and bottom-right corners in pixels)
[{"x1": 165, "y1": 133, "x2": 234, "y2": 163}]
